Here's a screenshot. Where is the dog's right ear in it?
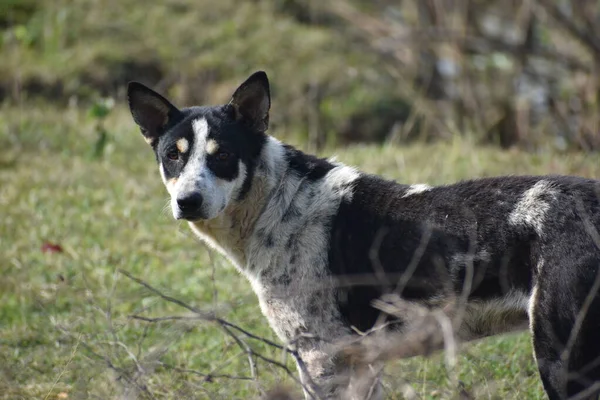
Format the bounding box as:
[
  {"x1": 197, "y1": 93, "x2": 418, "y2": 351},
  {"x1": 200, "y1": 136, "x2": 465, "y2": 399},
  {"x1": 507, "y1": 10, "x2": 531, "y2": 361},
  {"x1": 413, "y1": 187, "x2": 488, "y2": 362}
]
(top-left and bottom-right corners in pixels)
[
  {"x1": 127, "y1": 82, "x2": 180, "y2": 146},
  {"x1": 229, "y1": 71, "x2": 271, "y2": 132}
]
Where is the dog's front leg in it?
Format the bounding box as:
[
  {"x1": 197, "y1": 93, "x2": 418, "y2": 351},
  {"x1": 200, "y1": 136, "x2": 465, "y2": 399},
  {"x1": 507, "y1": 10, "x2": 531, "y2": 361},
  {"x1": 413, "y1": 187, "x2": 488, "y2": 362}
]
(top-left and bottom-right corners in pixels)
[
  {"x1": 342, "y1": 362, "x2": 384, "y2": 400},
  {"x1": 294, "y1": 346, "x2": 383, "y2": 400},
  {"x1": 293, "y1": 346, "x2": 339, "y2": 399}
]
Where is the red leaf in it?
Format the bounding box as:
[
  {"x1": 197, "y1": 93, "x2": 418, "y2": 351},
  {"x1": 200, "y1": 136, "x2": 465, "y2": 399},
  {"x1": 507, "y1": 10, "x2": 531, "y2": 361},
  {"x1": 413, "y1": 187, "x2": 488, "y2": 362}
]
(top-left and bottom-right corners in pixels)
[{"x1": 41, "y1": 242, "x2": 63, "y2": 253}]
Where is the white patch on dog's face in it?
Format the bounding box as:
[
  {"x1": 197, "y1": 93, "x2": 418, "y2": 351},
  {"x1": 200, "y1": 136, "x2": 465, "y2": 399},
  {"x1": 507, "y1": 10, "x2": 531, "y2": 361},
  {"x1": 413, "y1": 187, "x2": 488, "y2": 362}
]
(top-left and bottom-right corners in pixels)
[
  {"x1": 159, "y1": 163, "x2": 177, "y2": 192},
  {"x1": 176, "y1": 138, "x2": 189, "y2": 154},
  {"x1": 206, "y1": 139, "x2": 219, "y2": 155},
  {"x1": 164, "y1": 117, "x2": 247, "y2": 220}
]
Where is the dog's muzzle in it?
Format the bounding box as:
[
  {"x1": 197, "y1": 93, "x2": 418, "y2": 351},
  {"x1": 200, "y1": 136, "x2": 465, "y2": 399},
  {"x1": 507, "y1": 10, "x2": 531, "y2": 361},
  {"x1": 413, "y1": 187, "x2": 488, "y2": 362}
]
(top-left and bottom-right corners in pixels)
[{"x1": 175, "y1": 193, "x2": 205, "y2": 220}]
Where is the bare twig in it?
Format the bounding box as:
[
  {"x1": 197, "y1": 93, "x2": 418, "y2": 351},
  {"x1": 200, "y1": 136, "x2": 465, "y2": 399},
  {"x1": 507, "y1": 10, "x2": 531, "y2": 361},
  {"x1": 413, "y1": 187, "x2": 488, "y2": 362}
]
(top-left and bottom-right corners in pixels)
[
  {"x1": 44, "y1": 333, "x2": 82, "y2": 400},
  {"x1": 119, "y1": 269, "x2": 321, "y2": 398},
  {"x1": 55, "y1": 325, "x2": 158, "y2": 400}
]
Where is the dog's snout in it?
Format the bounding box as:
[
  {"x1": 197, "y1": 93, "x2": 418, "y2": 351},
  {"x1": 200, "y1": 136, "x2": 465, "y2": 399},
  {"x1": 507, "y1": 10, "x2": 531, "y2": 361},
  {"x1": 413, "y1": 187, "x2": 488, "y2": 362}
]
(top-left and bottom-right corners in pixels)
[{"x1": 177, "y1": 193, "x2": 203, "y2": 212}]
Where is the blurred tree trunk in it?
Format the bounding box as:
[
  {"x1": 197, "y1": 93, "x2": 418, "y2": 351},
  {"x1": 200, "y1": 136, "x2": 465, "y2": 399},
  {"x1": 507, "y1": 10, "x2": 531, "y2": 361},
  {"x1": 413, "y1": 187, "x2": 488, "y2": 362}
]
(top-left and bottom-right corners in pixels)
[
  {"x1": 417, "y1": 0, "x2": 446, "y2": 100},
  {"x1": 306, "y1": 79, "x2": 325, "y2": 151}
]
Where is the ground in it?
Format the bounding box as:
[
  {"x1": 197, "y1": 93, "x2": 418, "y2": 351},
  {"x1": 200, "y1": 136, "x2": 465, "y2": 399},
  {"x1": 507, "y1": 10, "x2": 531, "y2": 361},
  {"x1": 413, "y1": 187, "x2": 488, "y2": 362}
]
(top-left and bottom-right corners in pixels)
[{"x1": 4, "y1": 106, "x2": 600, "y2": 399}]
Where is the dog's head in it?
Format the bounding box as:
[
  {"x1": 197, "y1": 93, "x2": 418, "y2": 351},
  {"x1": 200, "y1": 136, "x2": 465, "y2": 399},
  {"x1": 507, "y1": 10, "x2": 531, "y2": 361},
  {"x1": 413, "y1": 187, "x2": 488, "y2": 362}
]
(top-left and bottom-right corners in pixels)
[{"x1": 128, "y1": 71, "x2": 270, "y2": 221}]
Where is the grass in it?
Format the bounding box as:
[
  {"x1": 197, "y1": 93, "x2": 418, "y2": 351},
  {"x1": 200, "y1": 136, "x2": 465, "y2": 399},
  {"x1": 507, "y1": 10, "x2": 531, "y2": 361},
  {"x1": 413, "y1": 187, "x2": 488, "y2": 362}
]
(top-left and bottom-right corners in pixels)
[
  {"x1": 3, "y1": 104, "x2": 600, "y2": 399},
  {"x1": 2, "y1": 1, "x2": 599, "y2": 398}
]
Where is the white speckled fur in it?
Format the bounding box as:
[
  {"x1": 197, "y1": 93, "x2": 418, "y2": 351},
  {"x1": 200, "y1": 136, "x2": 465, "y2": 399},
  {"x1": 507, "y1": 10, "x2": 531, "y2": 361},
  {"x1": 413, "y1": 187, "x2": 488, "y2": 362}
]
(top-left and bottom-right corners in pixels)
[
  {"x1": 182, "y1": 136, "x2": 361, "y2": 396},
  {"x1": 509, "y1": 180, "x2": 558, "y2": 236}
]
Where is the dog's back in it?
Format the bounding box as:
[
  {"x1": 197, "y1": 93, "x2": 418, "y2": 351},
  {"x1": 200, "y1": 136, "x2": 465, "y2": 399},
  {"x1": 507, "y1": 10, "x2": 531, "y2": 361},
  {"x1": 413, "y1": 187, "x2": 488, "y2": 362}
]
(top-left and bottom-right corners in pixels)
[
  {"x1": 329, "y1": 175, "x2": 600, "y2": 336},
  {"x1": 247, "y1": 149, "x2": 600, "y2": 399}
]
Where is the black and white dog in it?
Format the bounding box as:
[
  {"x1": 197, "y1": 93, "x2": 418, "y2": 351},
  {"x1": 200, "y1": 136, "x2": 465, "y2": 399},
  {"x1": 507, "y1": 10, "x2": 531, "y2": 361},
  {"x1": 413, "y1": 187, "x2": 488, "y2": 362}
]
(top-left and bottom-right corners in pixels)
[{"x1": 128, "y1": 71, "x2": 600, "y2": 399}]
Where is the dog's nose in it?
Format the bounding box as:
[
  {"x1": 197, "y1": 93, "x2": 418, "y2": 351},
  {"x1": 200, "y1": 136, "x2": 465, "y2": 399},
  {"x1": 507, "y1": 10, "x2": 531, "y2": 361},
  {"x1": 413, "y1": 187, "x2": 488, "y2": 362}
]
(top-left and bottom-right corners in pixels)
[{"x1": 177, "y1": 193, "x2": 203, "y2": 212}]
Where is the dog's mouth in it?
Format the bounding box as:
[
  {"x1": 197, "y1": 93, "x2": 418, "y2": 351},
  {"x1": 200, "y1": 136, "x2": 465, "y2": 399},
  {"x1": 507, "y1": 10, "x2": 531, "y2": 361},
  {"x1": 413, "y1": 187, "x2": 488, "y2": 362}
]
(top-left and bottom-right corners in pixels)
[
  {"x1": 176, "y1": 212, "x2": 207, "y2": 222},
  {"x1": 174, "y1": 207, "x2": 209, "y2": 221}
]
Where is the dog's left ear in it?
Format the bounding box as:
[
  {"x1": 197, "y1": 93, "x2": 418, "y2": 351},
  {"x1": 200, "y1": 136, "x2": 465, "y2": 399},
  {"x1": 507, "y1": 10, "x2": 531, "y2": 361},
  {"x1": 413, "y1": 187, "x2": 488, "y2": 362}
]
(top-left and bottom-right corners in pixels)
[
  {"x1": 229, "y1": 71, "x2": 271, "y2": 132},
  {"x1": 127, "y1": 82, "x2": 181, "y2": 145}
]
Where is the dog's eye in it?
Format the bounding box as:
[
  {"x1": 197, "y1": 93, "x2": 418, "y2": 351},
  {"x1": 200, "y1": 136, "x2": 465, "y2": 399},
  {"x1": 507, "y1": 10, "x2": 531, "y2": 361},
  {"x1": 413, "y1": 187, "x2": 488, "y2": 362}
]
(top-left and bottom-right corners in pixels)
[
  {"x1": 216, "y1": 152, "x2": 229, "y2": 161},
  {"x1": 167, "y1": 149, "x2": 179, "y2": 161}
]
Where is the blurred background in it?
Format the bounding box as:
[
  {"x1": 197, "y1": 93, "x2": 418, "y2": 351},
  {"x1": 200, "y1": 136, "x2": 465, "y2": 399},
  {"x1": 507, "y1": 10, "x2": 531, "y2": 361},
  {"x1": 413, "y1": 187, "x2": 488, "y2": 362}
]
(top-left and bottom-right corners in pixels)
[
  {"x1": 2, "y1": 1, "x2": 600, "y2": 399},
  {"x1": 2, "y1": 0, "x2": 599, "y2": 149}
]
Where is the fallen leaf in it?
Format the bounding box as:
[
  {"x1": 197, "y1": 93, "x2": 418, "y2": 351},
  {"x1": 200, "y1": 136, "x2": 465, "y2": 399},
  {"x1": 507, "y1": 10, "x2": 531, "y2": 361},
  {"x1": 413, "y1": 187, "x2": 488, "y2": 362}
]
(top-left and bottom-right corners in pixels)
[{"x1": 42, "y1": 242, "x2": 63, "y2": 253}]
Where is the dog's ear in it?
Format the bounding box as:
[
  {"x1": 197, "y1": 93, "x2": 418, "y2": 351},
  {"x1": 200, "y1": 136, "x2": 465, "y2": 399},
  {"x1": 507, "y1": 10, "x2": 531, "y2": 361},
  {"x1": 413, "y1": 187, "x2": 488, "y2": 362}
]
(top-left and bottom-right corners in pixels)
[
  {"x1": 229, "y1": 71, "x2": 270, "y2": 132},
  {"x1": 127, "y1": 82, "x2": 180, "y2": 145}
]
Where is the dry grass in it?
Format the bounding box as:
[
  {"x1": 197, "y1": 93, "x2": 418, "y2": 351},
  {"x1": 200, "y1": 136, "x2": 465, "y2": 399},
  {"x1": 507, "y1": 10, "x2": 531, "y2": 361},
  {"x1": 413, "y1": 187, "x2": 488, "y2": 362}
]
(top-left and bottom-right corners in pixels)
[{"x1": 3, "y1": 103, "x2": 600, "y2": 398}]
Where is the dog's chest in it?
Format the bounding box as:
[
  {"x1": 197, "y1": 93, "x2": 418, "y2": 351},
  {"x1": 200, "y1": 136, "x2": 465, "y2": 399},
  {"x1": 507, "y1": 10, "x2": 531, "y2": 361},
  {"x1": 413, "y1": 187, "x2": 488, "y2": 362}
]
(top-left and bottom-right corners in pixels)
[
  {"x1": 245, "y1": 220, "x2": 348, "y2": 342},
  {"x1": 242, "y1": 170, "x2": 358, "y2": 341}
]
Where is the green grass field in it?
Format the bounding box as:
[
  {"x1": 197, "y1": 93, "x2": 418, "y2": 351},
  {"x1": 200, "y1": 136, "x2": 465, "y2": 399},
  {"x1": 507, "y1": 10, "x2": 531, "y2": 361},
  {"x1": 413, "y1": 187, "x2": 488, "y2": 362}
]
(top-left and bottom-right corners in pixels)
[{"x1": 3, "y1": 104, "x2": 600, "y2": 399}]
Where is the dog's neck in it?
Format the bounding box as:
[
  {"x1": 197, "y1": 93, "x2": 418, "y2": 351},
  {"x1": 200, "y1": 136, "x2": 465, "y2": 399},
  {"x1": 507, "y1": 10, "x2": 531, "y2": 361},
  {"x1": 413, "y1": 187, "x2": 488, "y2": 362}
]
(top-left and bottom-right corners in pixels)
[{"x1": 188, "y1": 136, "x2": 288, "y2": 270}]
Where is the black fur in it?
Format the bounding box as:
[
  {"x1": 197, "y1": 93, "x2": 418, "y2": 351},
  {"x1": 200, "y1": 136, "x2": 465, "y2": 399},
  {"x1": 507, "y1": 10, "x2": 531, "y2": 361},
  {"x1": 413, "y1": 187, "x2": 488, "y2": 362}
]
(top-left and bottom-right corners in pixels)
[
  {"x1": 328, "y1": 175, "x2": 541, "y2": 330},
  {"x1": 155, "y1": 109, "x2": 197, "y2": 179},
  {"x1": 284, "y1": 145, "x2": 335, "y2": 181},
  {"x1": 325, "y1": 171, "x2": 600, "y2": 398},
  {"x1": 129, "y1": 72, "x2": 600, "y2": 400}
]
